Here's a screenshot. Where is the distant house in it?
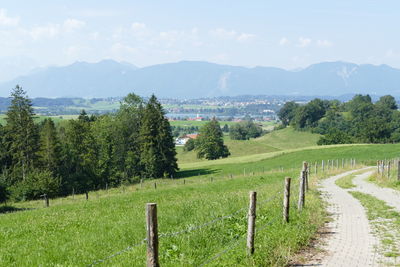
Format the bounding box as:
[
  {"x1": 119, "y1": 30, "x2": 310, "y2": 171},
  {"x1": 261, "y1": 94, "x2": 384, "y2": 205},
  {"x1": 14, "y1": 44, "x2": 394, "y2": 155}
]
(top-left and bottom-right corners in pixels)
[{"x1": 175, "y1": 133, "x2": 199, "y2": 145}]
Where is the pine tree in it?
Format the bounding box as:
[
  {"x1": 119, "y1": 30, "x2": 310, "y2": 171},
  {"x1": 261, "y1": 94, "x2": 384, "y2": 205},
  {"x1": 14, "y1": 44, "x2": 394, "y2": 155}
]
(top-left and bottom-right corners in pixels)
[
  {"x1": 139, "y1": 95, "x2": 178, "y2": 178},
  {"x1": 5, "y1": 85, "x2": 39, "y2": 182},
  {"x1": 38, "y1": 118, "x2": 61, "y2": 175},
  {"x1": 196, "y1": 118, "x2": 230, "y2": 160}
]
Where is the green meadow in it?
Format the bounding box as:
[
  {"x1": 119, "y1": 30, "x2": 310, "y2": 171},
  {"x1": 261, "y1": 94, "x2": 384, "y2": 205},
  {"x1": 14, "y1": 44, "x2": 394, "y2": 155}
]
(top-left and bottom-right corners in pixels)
[{"x1": 2, "y1": 124, "x2": 400, "y2": 266}]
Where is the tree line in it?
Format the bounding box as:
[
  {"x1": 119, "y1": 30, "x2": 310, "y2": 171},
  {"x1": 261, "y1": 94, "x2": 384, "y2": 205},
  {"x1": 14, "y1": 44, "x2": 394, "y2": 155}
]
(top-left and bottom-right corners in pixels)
[
  {"x1": 0, "y1": 86, "x2": 178, "y2": 202},
  {"x1": 278, "y1": 94, "x2": 400, "y2": 144}
]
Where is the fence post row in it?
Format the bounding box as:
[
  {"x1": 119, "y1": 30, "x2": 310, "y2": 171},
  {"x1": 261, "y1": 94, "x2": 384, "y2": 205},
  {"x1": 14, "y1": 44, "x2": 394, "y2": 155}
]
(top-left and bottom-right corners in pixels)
[
  {"x1": 146, "y1": 203, "x2": 159, "y2": 267},
  {"x1": 283, "y1": 177, "x2": 291, "y2": 223},
  {"x1": 246, "y1": 191, "x2": 257, "y2": 255}
]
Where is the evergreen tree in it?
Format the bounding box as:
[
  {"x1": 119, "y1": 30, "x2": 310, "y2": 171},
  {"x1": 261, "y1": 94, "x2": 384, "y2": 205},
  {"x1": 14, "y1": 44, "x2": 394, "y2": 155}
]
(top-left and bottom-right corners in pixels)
[
  {"x1": 115, "y1": 93, "x2": 144, "y2": 180},
  {"x1": 5, "y1": 85, "x2": 39, "y2": 183},
  {"x1": 196, "y1": 118, "x2": 230, "y2": 160},
  {"x1": 139, "y1": 95, "x2": 178, "y2": 178},
  {"x1": 64, "y1": 111, "x2": 98, "y2": 194},
  {"x1": 38, "y1": 118, "x2": 61, "y2": 175}
]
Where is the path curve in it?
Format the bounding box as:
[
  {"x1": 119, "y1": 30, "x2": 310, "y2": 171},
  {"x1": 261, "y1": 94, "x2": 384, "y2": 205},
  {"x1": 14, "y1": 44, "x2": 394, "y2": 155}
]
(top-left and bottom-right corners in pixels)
[
  {"x1": 306, "y1": 169, "x2": 380, "y2": 266},
  {"x1": 353, "y1": 170, "x2": 400, "y2": 212}
]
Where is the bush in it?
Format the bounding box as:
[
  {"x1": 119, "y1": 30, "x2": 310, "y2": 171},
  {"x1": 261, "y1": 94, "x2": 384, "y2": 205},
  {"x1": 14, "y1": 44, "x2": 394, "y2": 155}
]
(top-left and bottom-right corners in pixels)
[
  {"x1": 10, "y1": 169, "x2": 60, "y2": 201},
  {"x1": 183, "y1": 138, "x2": 196, "y2": 152}
]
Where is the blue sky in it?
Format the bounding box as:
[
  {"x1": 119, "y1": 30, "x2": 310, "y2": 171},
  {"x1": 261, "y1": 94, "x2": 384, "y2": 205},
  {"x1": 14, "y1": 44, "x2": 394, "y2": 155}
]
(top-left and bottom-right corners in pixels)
[{"x1": 0, "y1": 0, "x2": 399, "y2": 80}]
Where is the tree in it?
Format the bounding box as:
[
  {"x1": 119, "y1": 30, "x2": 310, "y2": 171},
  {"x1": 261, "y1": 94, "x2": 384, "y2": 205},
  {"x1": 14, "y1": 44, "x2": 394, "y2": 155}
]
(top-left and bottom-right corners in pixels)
[
  {"x1": 293, "y1": 99, "x2": 327, "y2": 129},
  {"x1": 139, "y1": 95, "x2": 178, "y2": 178},
  {"x1": 4, "y1": 85, "x2": 39, "y2": 183},
  {"x1": 196, "y1": 118, "x2": 230, "y2": 160},
  {"x1": 38, "y1": 118, "x2": 61, "y2": 175},
  {"x1": 183, "y1": 138, "x2": 196, "y2": 151},
  {"x1": 375, "y1": 95, "x2": 397, "y2": 110},
  {"x1": 229, "y1": 121, "x2": 263, "y2": 140},
  {"x1": 278, "y1": 101, "x2": 299, "y2": 126},
  {"x1": 64, "y1": 111, "x2": 98, "y2": 194}
]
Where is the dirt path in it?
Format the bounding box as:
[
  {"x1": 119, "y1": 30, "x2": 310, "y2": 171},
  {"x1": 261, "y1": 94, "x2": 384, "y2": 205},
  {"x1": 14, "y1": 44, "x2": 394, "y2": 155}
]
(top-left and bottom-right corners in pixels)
[
  {"x1": 353, "y1": 170, "x2": 400, "y2": 212},
  {"x1": 305, "y1": 169, "x2": 381, "y2": 266}
]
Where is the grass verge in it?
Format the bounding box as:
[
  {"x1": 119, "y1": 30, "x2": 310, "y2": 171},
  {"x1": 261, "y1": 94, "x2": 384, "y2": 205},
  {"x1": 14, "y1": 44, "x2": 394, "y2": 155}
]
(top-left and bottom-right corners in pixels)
[
  {"x1": 368, "y1": 172, "x2": 400, "y2": 191},
  {"x1": 350, "y1": 192, "x2": 400, "y2": 262}
]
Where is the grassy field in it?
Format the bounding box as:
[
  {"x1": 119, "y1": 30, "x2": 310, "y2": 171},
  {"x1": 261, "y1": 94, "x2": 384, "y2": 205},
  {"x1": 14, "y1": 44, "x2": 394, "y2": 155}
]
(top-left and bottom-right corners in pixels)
[
  {"x1": 177, "y1": 127, "x2": 319, "y2": 164},
  {"x1": 2, "y1": 123, "x2": 400, "y2": 266},
  {"x1": 1, "y1": 166, "x2": 328, "y2": 266}
]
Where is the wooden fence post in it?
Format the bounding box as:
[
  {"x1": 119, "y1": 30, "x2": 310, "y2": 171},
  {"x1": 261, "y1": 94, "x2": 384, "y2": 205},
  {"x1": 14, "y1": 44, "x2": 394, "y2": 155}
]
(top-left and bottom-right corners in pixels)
[
  {"x1": 298, "y1": 169, "x2": 305, "y2": 211},
  {"x1": 154, "y1": 182, "x2": 157, "y2": 189},
  {"x1": 140, "y1": 179, "x2": 143, "y2": 188},
  {"x1": 388, "y1": 161, "x2": 391, "y2": 178},
  {"x1": 314, "y1": 162, "x2": 317, "y2": 175},
  {"x1": 183, "y1": 179, "x2": 186, "y2": 185},
  {"x1": 397, "y1": 160, "x2": 400, "y2": 181},
  {"x1": 303, "y1": 162, "x2": 309, "y2": 191},
  {"x1": 146, "y1": 203, "x2": 159, "y2": 267},
  {"x1": 247, "y1": 191, "x2": 257, "y2": 255},
  {"x1": 322, "y1": 160, "x2": 325, "y2": 172},
  {"x1": 85, "y1": 191, "x2": 88, "y2": 200},
  {"x1": 72, "y1": 188, "x2": 75, "y2": 199},
  {"x1": 283, "y1": 177, "x2": 291, "y2": 223},
  {"x1": 377, "y1": 160, "x2": 380, "y2": 174}
]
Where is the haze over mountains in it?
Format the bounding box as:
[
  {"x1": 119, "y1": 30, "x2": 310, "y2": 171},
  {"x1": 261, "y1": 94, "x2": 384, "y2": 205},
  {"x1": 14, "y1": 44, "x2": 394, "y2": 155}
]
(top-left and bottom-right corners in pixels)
[{"x1": 0, "y1": 60, "x2": 399, "y2": 99}]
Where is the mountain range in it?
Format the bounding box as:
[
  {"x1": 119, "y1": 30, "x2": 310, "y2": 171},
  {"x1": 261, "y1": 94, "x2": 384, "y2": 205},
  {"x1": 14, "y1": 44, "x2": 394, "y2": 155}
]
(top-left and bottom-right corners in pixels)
[{"x1": 0, "y1": 59, "x2": 399, "y2": 98}]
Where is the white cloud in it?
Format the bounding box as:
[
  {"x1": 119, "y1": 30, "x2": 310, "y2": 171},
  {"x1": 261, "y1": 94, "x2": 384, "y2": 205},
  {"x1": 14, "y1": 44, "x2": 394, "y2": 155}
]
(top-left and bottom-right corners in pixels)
[
  {"x1": 279, "y1": 37, "x2": 289, "y2": 46},
  {"x1": 210, "y1": 28, "x2": 255, "y2": 42},
  {"x1": 111, "y1": 42, "x2": 138, "y2": 55},
  {"x1": 30, "y1": 24, "x2": 60, "y2": 40},
  {"x1": 132, "y1": 22, "x2": 146, "y2": 31},
  {"x1": 317, "y1": 39, "x2": 333, "y2": 47},
  {"x1": 0, "y1": 9, "x2": 20, "y2": 26},
  {"x1": 237, "y1": 33, "x2": 255, "y2": 42},
  {"x1": 63, "y1": 18, "x2": 86, "y2": 32},
  {"x1": 211, "y1": 28, "x2": 237, "y2": 39},
  {"x1": 298, "y1": 37, "x2": 311, "y2": 47}
]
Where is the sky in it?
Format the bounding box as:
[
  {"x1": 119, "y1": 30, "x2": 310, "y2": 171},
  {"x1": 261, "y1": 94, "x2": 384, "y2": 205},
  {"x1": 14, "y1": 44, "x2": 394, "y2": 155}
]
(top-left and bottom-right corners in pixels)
[{"x1": 0, "y1": 0, "x2": 400, "y2": 81}]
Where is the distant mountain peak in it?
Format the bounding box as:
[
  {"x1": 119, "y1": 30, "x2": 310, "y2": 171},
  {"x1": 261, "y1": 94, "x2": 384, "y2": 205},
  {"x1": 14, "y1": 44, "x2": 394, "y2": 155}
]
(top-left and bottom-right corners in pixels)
[{"x1": 0, "y1": 60, "x2": 400, "y2": 98}]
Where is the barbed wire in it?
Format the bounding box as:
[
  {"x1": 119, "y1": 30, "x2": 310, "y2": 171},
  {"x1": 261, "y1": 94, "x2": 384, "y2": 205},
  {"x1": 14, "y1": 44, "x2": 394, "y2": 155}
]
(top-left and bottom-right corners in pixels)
[
  {"x1": 87, "y1": 238, "x2": 147, "y2": 266},
  {"x1": 159, "y1": 206, "x2": 247, "y2": 239},
  {"x1": 87, "y1": 181, "x2": 288, "y2": 266},
  {"x1": 197, "y1": 213, "x2": 281, "y2": 267},
  {"x1": 196, "y1": 234, "x2": 246, "y2": 267}
]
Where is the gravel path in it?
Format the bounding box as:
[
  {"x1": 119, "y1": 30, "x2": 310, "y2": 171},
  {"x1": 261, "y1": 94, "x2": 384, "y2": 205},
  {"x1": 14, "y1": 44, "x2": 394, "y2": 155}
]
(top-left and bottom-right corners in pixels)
[
  {"x1": 353, "y1": 170, "x2": 400, "y2": 212},
  {"x1": 305, "y1": 169, "x2": 380, "y2": 266}
]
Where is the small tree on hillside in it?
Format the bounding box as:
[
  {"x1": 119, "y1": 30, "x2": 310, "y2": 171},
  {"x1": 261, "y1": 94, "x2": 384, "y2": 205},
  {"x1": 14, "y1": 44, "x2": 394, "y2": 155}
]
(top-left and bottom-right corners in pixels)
[{"x1": 196, "y1": 118, "x2": 230, "y2": 160}]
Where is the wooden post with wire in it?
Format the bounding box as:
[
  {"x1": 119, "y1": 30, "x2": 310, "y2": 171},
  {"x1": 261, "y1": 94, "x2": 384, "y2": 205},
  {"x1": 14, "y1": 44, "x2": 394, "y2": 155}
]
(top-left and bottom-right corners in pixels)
[
  {"x1": 397, "y1": 160, "x2": 400, "y2": 181},
  {"x1": 298, "y1": 167, "x2": 306, "y2": 211},
  {"x1": 283, "y1": 177, "x2": 291, "y2": 223},
  {"x1": 146, "y1": 203, "x2": 159, "y2": 267},
  {"x1": 303, "y1": 161, "x2": 309, "y2": 192},
  {"x1": 246, "y1": 191, "x2": 257, "y2": 255}
]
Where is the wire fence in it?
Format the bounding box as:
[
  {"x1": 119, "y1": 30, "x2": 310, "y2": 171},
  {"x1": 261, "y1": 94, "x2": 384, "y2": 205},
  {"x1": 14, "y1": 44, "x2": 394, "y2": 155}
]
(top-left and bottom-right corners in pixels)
[{"x1": 86, "y1": 160, "x2": 354, "y2": 266}]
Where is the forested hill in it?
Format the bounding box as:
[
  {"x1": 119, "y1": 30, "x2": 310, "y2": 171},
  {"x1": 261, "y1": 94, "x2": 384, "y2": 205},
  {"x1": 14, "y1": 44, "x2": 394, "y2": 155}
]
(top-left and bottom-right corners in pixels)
[
  {"x1": 278, "y1": 94, "x2": 400, "y2": 144},
  {"x1": 1, "y1": 60, "x2": 400, "y2": 98}
]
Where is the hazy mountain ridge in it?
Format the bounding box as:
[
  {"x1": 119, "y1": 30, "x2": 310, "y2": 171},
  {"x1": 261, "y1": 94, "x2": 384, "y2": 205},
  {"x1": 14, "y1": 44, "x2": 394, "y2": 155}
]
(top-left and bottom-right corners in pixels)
[{"x1": 0, "y1": 60, "x2": 399, "y2": 98}]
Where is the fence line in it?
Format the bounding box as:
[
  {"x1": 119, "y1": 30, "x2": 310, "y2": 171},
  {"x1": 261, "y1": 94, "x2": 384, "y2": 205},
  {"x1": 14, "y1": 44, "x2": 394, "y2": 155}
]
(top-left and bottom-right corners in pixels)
[
  {"x1": 86, "y1": 159, "x2": 358, "y2": 266},
  {"x1": 87, "y1": 238, "x2": 147, "y2": 266}
]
